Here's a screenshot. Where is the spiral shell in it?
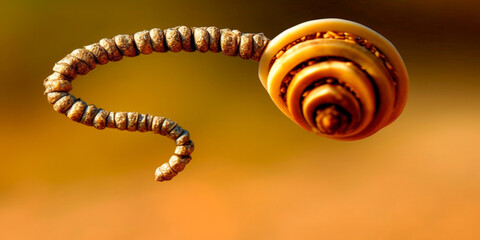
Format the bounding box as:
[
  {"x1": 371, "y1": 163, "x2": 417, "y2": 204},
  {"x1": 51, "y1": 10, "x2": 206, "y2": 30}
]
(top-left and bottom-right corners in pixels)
[{"x1": 258, "y1": 19, "x2": 408, "y2": 140}]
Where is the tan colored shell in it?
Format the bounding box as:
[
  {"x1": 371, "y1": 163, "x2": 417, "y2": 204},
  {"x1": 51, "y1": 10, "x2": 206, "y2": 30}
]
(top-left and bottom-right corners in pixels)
[
  {"x1": 44, "y1": 19, "x2": 407, "y2": 183},
  {"x1": 258, "y1": 18, "x2": 408, "y2": 140}
]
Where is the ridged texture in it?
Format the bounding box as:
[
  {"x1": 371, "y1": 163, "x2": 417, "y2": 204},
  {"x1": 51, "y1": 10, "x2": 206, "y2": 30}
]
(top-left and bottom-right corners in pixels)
[
  {"x1": 44, "y1": 26, "x2": 270, "y2": 182},
  {"x1": 259, "y1": 19, "x2": 408, "y2": 140}
]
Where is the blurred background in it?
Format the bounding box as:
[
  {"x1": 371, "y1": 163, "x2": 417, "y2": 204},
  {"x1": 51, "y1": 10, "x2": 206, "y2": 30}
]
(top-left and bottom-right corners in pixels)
[{"x1": 1, "y1": 0, "x2": 479, "y2": 239}]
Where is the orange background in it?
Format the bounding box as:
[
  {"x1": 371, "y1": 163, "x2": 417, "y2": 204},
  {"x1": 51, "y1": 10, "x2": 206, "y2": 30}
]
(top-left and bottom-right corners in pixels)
[{"x1": 1, "y1": 0, "x2": 479, "y2": 239}]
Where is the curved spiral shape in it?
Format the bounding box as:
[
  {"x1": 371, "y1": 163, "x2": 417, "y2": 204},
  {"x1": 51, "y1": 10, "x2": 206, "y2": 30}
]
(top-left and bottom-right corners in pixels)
[
  {"x1": 258, "y1": 19, "x2": 408, "y2": 140},
  {"x1": 44, "y1": 19, "x2": 408, "y2": 182},
  {"x1": 43, "y1": 26, "x2": 269, "y2": 182}
]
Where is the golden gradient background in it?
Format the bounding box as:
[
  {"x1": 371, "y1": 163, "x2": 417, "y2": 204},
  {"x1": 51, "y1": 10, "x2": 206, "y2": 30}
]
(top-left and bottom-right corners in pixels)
[{"x1": 1, "y1": 0, "x2": 479, "y2": 239}]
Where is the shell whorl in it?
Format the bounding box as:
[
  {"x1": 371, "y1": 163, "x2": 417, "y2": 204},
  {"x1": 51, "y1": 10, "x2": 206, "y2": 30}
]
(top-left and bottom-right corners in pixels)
[{"x1": 258, "y1": 19, "x2": 408, "y2": 140}]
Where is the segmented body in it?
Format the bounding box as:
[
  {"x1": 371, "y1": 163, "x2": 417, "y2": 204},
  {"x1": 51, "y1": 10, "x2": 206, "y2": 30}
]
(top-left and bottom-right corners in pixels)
[{"x1": 44, "y1": 26, "x2": 269, "y2": 181}]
